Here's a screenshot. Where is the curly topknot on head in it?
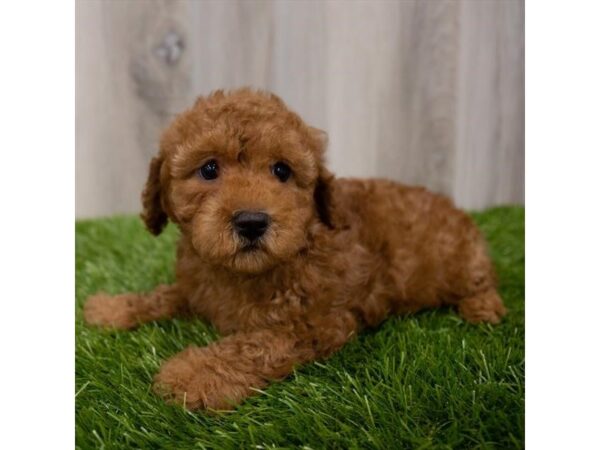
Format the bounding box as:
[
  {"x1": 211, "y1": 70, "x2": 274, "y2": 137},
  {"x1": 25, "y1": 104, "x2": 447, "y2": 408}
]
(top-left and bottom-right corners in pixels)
[{"x1": 169, "y1": 88, "x2": 327, "y2": 159}]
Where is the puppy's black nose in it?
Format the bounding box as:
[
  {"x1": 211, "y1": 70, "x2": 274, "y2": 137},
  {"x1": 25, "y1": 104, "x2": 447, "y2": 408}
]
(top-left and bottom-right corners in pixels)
[{"x1": 232, "y1": 211, "x2": 271, "y2": 242}]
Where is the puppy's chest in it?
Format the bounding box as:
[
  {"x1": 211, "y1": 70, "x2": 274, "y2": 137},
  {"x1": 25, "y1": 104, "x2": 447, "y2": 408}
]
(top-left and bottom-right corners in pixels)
[
  {"x1": 187, "y1": 263, "x2": 377, "y2": 335},
  {"x1": 187, "y1": 276, "x2": 318, "y2": 333}
]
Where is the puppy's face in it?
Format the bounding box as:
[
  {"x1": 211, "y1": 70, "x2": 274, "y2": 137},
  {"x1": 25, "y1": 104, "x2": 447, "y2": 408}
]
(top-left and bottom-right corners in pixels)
[{"x1": 142, "y1": 90, "x2": 331, "y2": 274}]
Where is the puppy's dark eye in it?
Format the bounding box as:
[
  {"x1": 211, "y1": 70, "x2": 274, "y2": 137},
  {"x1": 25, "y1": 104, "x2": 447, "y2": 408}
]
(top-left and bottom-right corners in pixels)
[
  {"x1": 198, "y1": 160, "x2": 219, "y2": 180},
  {"x1": 272, "y1": 162, "x2": 292, "y2": 182}
]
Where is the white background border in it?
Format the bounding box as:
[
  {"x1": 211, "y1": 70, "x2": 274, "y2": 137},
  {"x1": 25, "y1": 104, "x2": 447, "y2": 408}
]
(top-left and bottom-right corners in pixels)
[
  {"x1": 0, "y1": 1, "x2": 74, "y2": 448},
  {"x1": 527, "y1": 0, "x2": 600, "y2": 448}
]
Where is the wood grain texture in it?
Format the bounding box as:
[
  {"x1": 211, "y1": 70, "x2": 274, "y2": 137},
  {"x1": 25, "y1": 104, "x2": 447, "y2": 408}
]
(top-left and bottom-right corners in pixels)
[
  {"x1": 384, "y1": 0, "x2": 460, "y2": 195},
  {"x1": 76, "y1": 0, "x2": 194, "y2": 217},
  {"x1": 454, "y1": 0, "x2": 525, "y2": 209},
  {"x1": 76, "y1": 0, "x2": 524, "y2": 217}
]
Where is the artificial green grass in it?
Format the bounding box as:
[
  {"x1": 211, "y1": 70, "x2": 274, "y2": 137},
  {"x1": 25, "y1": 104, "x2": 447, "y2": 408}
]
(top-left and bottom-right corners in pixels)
[{"x1": 76, "y1": 206, "x2": 524, "y2": 449}]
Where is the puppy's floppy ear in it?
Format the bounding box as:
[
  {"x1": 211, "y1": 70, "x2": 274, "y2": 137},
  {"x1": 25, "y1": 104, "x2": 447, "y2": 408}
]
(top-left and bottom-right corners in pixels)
[
  {"x1": 141, "y1": 155, "x2": 168, "y2": 236},
  {"x1": 314, "y1": 166, "x2": 335, "y2": 229},
  {"x1": 308, "y1": 127, "x2": 335, "y2": 229}
]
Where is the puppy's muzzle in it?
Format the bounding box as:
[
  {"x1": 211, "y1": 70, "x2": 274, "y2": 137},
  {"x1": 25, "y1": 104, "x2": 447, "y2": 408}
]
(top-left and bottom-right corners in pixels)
[{"x1": 232, "y1": 211, "x2": 271, "y2": 242}]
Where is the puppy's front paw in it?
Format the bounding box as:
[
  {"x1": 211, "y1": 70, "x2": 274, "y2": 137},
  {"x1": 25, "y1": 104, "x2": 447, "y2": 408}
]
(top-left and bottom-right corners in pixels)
[
  {"x1": 153, "y1": 346, "x2": 261, "y2": 411},
  {"x1": 83, "y1": 293, "x2": 140, "y2": 329}
]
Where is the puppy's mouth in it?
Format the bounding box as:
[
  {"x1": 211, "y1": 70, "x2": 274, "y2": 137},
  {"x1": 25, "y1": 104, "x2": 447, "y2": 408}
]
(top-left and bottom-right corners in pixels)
[
  {"x1": 228, "y1": 237, "x2": 277, "y2": 274},
  {"x1": 240, "y1": 241, "x2": 262, "y2": 252}
]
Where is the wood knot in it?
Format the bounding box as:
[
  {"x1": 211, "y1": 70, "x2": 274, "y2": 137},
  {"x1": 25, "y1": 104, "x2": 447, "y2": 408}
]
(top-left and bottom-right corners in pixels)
[{"x1": 155, "y1": 31, "x2": 184, "y2": 65}]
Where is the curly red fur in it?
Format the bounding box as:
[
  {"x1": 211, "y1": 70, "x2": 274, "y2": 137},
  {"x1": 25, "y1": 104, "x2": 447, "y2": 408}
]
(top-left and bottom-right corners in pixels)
[{"x1": 84, "y1": 88, "x2": 506, "y2": 411}]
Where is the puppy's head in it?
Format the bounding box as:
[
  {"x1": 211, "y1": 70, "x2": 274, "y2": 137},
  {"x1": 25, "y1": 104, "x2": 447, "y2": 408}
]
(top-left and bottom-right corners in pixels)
[{"x1": 141, "y1": 89, "x2": 333, "y2": 274}]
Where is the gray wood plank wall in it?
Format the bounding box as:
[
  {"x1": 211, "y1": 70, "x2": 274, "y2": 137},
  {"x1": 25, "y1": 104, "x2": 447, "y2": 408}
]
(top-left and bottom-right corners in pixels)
[{"x1": 76, "y1": 0, "x2": 524, "y2": 218}]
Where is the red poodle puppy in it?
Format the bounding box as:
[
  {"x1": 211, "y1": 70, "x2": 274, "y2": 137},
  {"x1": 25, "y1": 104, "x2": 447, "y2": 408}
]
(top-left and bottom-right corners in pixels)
[{"x1": 84, "y1": 88, "x2": 506, "y2": 410}]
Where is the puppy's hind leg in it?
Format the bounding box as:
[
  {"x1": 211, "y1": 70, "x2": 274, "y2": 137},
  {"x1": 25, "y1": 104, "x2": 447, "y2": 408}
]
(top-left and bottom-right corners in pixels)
[
  {"x1": 458, "y1": 289, "x2": 506, "y2": 325},
  {"x1": 455, "y1": 248, "x2": 506, "y2": 324},
  {"x1": 450, "y1": 234, "x2": 507, "y2": 324},
  {"x1": 83, "y1": 284, "x2": 187, "y2": 330}
]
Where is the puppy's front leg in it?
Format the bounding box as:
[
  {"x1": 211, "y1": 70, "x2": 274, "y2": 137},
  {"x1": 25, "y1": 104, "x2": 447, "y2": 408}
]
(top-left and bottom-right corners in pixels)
[
  {"x1": 83, "y1": 284, "x2": 187, "y2": 329},
  {"x1": 154, "y1": 312, "x2": 358, "y2": 410}
]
